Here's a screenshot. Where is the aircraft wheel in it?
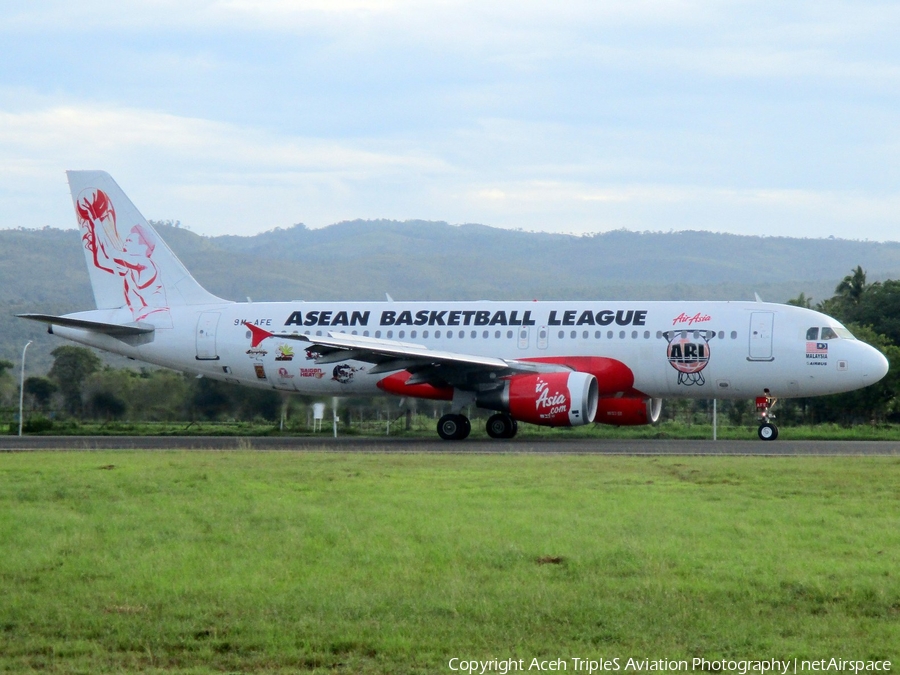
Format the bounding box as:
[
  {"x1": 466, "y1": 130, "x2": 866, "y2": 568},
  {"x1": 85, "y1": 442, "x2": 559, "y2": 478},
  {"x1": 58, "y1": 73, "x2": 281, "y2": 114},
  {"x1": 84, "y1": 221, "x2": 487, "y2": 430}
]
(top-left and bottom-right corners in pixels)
[
  {"x1": 486, "y1": 413, "x2": 517, "y2": 439},
  {"x1": 758, "y1": 422, "x2": 779, "y2": 441},
  {"x1": 438, "y1": 414, "x2": 470, "y2": 441}
]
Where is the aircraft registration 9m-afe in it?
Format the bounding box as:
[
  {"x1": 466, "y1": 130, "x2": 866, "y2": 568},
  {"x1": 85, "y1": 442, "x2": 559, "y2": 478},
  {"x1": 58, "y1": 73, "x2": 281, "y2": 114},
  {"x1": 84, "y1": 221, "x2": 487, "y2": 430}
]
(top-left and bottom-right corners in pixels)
[{"x1": 21, "y1": 172, "x2": 889, "y2": 441}]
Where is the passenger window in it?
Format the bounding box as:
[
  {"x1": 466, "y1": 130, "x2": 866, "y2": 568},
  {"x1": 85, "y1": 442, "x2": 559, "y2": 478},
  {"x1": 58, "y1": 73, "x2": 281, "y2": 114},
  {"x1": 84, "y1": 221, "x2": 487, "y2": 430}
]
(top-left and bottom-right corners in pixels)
[
  {"x1": 495, "y1": 330, "x2": 501, "y2": 338},
  {"x1": 730, "y1": 331, "x2": 737, "y2": 339},
  {"x1": 583, "y1": 331, "x2": 589, "y2": 339},
  {"x1": 619, "y1": 331, "x2": 625, "y2": 339},
  {"x1": 558, "y1": 330, "x2": 565, "y2": 339},
  {"x1": 410, "y1": 330, "x2": 416, "y2": 338},
  {"x1": 718, "y1": 331, "x2": 724, "y2": 339},
  {"x1": 506, "y1": 330, "x2": 513, "y2": 339},
  {"x1": 607, "y1": 331, "x2": 613, "y2": 339},
  {"x1": 632, "y1": 330, "x2": 638, "y2": 339},
  {"x1": 398, "y1": 330, "x2": 404, "y2": 338},
  {"x1": 595, "y1": 331, "x2": 601, "y2": 339},
  {"x1": 387, "y1": 330, "x2": 393, "y2": 338},
  {"x1": 570, "y1": 330, "x2": 577, "y2": 339},
  {"x1": 375, "y1": 331, "x2": 381, "y2": 338},
  {"x1": 806, "y1": 327, "x2": 819, "y2": 340},
  {"x1": 423, "y1": 330, "x2": 429, "y2": 338},
  {"x1": 471, "y1": 330, "x2": 477, "y2": 339},
  {"x1": 482, "y1": 330, "x2": 488, "y2": 339},
  {"x1": 435, "y1": 330, "x2": 441, "y2": 338},
  {"x1": 644, "y1": 331, "x2": 650, "y2": 339},
  {"x1": 821, "y1": 327, "x2": 838, "y2": 340}
]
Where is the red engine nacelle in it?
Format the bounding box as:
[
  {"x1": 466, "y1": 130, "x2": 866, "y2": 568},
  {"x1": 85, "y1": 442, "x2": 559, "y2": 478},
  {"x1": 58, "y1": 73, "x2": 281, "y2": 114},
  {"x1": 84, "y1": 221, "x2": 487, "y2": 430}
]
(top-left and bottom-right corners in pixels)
[
  {"x1": 595, "y1": 397, "x2": 662, "y2": 426},
  {"x1": 477, "y1": 371, "x2": 599, "y2": 427}
]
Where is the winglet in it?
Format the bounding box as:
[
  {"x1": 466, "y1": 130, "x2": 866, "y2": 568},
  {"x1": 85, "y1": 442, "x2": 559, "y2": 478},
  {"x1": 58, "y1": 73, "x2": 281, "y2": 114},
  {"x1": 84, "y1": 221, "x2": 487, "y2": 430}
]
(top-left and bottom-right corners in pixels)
[{"x1": 243, "y1": 321, "x2": 274, "y2": 347}]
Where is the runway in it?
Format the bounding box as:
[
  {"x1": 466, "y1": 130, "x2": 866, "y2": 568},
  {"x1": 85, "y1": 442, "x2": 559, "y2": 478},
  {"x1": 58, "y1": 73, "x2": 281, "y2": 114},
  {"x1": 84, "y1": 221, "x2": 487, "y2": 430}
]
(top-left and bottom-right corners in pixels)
[{"x1": 1, "y1": 436, "x2": 899, "y2": 455}]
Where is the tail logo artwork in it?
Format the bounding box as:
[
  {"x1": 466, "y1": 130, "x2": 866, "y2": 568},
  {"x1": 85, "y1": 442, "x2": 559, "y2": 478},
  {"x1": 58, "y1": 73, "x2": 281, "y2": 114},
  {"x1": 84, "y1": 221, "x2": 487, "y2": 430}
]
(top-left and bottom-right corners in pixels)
[{"x1": 75, "y1": 188, "x2": 172, "y2": 326}]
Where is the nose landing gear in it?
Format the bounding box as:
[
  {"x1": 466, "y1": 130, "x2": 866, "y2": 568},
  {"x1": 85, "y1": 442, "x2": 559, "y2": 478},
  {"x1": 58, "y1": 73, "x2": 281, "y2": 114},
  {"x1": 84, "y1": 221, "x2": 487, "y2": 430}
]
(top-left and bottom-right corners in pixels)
[{"x1": 756, "y1": 389, "x2": 778, "y2": 441}]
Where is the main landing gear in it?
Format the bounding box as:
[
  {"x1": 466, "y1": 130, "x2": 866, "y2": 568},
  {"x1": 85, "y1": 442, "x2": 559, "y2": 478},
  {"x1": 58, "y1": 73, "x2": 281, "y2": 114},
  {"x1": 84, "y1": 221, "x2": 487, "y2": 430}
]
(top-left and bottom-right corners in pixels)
[
  {"x1": 436, "y1": 413, "x2": 519, "y2": 440},
  {"x1": 485, "y1": 413, "x2": 518, "y2": 439},
  {"x1": 755, "y1": 389, "x2": 778, "y2": 441},
  {"x1": 437, "y1": 414, "x2": 471, "y2": 441}
]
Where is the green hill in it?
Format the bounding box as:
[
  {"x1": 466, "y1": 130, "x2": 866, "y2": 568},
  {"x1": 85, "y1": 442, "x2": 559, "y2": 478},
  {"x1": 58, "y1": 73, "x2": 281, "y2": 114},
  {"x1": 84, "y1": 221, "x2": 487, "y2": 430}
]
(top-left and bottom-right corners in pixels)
[{"x1": 5, "y1": 221, "x2": 900, "y2": 372}]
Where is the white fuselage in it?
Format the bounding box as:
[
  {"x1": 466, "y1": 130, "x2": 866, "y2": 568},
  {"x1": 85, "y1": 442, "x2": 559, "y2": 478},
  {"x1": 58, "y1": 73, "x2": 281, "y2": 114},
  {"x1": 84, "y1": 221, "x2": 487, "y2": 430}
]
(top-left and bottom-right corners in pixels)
[{"x1": 52, "y1": 299, "x2": 889, "y2": 401}]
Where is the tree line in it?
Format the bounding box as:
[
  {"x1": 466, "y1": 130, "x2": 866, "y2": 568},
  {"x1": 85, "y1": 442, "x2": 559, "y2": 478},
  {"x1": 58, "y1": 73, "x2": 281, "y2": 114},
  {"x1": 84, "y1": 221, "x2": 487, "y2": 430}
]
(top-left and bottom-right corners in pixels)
[{"x1": 2, "y1": 266, "x2": 898, "y2": 431}]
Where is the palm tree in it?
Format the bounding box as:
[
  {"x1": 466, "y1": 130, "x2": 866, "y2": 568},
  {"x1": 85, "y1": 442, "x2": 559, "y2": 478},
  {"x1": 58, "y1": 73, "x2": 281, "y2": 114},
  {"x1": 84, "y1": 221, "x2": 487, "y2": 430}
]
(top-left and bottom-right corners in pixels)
[{"x1": 835, "y1": 266, "x2": 867, "y2": 305}]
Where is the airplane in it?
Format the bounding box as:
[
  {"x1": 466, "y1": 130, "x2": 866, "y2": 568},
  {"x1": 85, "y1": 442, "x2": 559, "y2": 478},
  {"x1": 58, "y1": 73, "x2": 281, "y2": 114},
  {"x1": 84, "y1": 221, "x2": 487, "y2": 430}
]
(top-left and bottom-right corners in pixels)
[{"x1": 19, "y1": 171, "x2": 889, "y2": 441}]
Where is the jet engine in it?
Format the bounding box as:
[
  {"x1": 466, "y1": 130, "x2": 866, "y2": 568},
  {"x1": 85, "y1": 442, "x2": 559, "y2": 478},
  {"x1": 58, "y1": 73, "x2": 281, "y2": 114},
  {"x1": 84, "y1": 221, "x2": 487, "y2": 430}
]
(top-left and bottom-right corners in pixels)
[
  {"x1": 595, "y1": 397, "x2": 662, "y2": 426},
  {"x1": 477, "y1": 372, "x2": 599, "y2": 426}
]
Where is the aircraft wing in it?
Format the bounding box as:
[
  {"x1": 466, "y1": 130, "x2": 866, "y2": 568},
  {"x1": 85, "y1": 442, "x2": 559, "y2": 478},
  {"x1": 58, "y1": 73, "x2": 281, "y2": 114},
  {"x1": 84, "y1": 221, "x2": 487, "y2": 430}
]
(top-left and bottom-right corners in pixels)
[{"x1": 244, "y1": 322, "x2": 566, "y2": 388}]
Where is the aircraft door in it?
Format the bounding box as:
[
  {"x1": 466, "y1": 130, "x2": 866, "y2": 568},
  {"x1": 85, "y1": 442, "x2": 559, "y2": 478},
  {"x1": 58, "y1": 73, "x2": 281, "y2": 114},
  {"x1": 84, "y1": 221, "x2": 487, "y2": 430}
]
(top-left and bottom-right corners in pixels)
[
  {"x1": 196, "y1": 312, "x2": 220, "y2": 360},
  {"x1": 517, "y1": 326, "x2": 530, "y2": 349},
  {"x1": 748, "y1": 312, "x2": 774, "y2": 361}
]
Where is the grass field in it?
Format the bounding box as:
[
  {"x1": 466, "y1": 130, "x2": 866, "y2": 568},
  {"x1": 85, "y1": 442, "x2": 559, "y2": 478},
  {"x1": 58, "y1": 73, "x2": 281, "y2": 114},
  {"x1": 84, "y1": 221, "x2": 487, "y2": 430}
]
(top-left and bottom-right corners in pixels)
[
  {"x1": 1, "y1": 451, "x2": 898, "y2": 673},
  {"x1": 13, "y1": 417, "x2": 900, "y2": 441}
]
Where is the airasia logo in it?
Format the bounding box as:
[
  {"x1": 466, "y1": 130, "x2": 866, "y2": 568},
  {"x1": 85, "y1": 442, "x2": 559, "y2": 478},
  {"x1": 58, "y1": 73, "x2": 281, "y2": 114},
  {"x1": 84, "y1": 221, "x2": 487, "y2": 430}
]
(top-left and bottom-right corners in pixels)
[
  {"x1": 535, "y1": 377, "x2": 569, "y2": 417},
  {"x1": 672, "y1": 312, "x2": 711, "y2": 326}
]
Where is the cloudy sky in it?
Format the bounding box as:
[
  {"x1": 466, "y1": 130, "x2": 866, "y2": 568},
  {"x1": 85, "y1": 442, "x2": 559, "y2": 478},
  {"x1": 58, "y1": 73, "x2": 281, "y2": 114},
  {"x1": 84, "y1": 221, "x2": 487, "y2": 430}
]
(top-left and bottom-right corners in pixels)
[{"x1": 2, "y1": 1, "x2": 899, "y2": 239}]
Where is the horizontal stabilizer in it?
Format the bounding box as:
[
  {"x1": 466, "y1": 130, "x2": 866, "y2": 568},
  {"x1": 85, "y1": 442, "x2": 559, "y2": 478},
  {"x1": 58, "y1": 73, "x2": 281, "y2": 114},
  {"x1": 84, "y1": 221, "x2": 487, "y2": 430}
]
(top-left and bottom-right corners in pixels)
[{"x1": 18, "y1": 313, "x2": 155, "y2": 338}]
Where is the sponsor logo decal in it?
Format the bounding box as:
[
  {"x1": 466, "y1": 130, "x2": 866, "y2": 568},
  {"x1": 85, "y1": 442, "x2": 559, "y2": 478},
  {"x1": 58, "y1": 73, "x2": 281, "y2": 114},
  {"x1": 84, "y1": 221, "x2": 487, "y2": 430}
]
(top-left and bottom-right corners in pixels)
[
  {"x1": 664, "y1": 330, "x2": 712, "y2": 386},
  {"x1": 332, "y1": 364, "x2": 360, "y2": 384},
  {"x1": 277, "y1": 367, "x2": 294, "y2": 379},
  {"x1": 275, "y1": 344, "x2": 294, "y2": 361},
  {"x1": 246, "y1": 347, "x2": 268, "y2": 360},
  {"x1": 299, "y1": 368, "x2": 326, "y2": 379},
  {"x1": 254, "y1": 364, "x2": 267, "y2": 379}
]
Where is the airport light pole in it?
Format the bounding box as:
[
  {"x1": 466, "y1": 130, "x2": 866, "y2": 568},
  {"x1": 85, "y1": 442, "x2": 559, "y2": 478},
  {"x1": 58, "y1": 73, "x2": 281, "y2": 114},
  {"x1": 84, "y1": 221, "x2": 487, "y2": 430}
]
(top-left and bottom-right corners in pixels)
[{"x1": 18, "y1": 340, "x2": 33, "y2": 437}]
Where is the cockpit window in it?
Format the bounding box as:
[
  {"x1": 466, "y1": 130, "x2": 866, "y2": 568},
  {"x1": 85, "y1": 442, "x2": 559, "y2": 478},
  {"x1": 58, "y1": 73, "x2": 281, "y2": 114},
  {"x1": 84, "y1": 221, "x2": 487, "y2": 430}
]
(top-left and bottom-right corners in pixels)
[
  {"x1": 806, "y1": 327, "x2": 819, "y2": 340},
  {"x1": 831, "y1": 325, "x2": 855, "y2": 339},
  {"x1": 819, "y1": 326, "x2": 855, "y2": 340}
]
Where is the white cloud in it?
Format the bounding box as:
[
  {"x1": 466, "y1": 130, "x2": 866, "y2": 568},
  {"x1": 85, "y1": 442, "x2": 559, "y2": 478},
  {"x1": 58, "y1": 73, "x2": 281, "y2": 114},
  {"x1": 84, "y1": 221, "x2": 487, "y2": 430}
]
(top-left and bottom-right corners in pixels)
[
  {"x1": 0, "y1": 103, "x2": 450, "y2": 232},
  {"x1": 1, "y1": 1, "x2": 899, "y2": 240}
]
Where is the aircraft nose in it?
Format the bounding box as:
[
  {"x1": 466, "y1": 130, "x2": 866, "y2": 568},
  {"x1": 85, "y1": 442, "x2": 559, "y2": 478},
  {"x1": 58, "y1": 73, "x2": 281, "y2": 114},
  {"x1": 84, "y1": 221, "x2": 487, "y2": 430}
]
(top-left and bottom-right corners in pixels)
[{"x1": 860, "y1": 343, "x2": 889, "y2": 384}]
